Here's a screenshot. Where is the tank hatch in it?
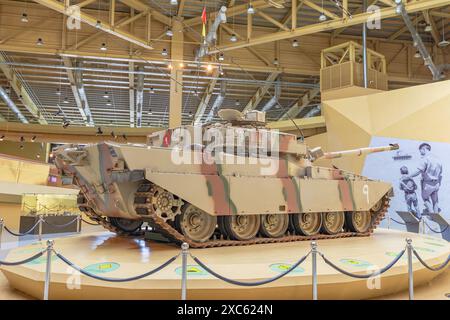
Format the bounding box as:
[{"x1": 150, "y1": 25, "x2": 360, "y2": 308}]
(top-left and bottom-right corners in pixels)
[{"x1": 218, "y1": 109, "x2": 266, "y2": 127}]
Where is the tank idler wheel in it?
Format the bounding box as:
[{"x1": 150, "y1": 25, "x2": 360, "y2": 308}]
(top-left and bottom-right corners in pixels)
[
  {"x1": 321, "y1": 212, "x2": 345, "y2": 235},
  {"x1": 259, "y1": 214, "x2": 289, "y2": 238},
  {"x1": 290, "y1": 212, "x2": 322, "y2": 236},
  {"x1": 218, "y1": 215, "x2": 261, "y2": 241},
  {"x1": 175, "y1": 204, "x2": 217, "y2": 243},
  {"x1": 370, "y1": 199, "x2": 384, "y2": 212},
  {"x1": 109, "y1": 217, "x2": 143, "y2": 233},
  {"x1": 345, "y1": 211, "x2": 372, "y2": 233}
]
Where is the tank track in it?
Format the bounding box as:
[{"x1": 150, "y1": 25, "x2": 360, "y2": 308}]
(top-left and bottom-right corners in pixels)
[{"x1": 77, "y1": 182, "x2": 389, "y2": 248}]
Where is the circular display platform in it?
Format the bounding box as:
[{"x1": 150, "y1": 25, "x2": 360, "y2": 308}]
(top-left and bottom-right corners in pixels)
[{"x1": 0, "y1": 229, "x2": 448, "y2": 300}]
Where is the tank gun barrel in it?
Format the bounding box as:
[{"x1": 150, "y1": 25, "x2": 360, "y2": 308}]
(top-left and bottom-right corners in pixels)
[{"x1": 320, "y1": 143, "x2": 399, "y2": 160}]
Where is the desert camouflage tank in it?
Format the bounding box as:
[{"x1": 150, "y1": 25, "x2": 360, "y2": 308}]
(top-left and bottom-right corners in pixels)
[{"x1": 54, "y1": 109, "x2": 399, "y2": 248}]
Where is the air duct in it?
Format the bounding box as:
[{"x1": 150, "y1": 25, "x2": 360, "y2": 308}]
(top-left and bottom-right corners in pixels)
[
  {"x1": 205, "y1": 81, "x2": 226, "y2": 123},
  {"x1": 397, "y1": 3, "x2": 442, "y2": 80},
  {"x1": 261, "y1": 80, "x2": 281, "y2": 112},
  {"x1": 0, "y1": 86, "x2": 28, "y2": 123},
  {"x1": 196, "y1": 6, "x2": 227, "y2": 60},
  {"x1": 304, "y1": 104, "x2": 321, "y2": 118}
]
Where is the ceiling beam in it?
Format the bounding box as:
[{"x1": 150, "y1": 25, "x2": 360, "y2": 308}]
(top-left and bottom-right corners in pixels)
[
  {"x1": 389, "y1": 14, "x2": 425, "y2": 40},
  {"x1": 211, "y1": 0, "x2": 449, "y2": 54},
  {"x1": 422, "y1": 10, "x2": 441, "y2": 44},
  {"x1": 242, "y1": 72, "x2": 280, "y2": 113},
  {"x1": 177, "y1": 0, "x2": 186, "y2": 17},
  {"x1": 62, "y1": 57, "x2": 94, "y2": 126},
  {"x1": 266, "y1": 115, "x2": 326, "y2": 131},
  {"x1": 278, "y1": 87, "x2": 320, "y2": 120},
  {"x1": 0, "y1": 53, "x2": 47, "y2": 124},
  {"x1": 119, "y1": 0, "x2": 171, "y2": 26},
  {"x1": 256, "y1": 10, "x2": 290, "y2": 31},
  {"x1": 32, "y1": 0, "x2": 153, "y2": 50},
  {"x1": 193, "y1": 69, "x2": 220, "y2": 124}
]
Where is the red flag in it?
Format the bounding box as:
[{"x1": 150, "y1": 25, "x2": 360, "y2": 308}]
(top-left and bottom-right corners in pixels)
[{"x1": 201, "y1": 7, "x2": 207, "y2": 38}]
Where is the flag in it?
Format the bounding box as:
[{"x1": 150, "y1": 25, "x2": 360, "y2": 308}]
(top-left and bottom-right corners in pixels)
[{"x1": 201, "y1": 7, "x2": 207, "y2": 38}]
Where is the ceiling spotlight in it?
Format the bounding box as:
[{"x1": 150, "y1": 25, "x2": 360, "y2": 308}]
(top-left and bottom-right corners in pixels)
[
  {"x1": 31, "y1": 135, "x2": 36, "y2": 142},
  {"x1": 106, "y1": 100, "x2": 112, "y2": 106},
  {"x1": 292, "y1": 39, "x2": 299, "y2": 47},
  {"x1": 247, "y1": 4, "x2": 255, "y2": 14},
  {"x1": 100, "y1": 43, "x2": 107, "y2": 51},
  {"x1": 96, "y1": 127, "x2": 103, "y2": 135},
  {"x1": 150, "y1": 87, "x2": 155, "y2": 94},
  {"x1": 0, "y1": 135, "x2": 4, "y2": 141},
  {"x1": 179, "y1": 62, "x2": 184, "y2": 68},
  {"x1": 414, "y1": 51, "x2": 421, "y2": 58},
  {"x1": 319, "y1": 13, "x2": 327, "y2": 22},
  {"x1": 62, "y1": 119, "x2": 70, "y2": 128},
  {"x1": 167, "y1": 63, "x2": 173, "y2": 70},
  {"x1": 161, "y1": 48, "x2": 168, "y2": 56},
  {"x1": 96, "y1": 20, "x2": 101, "y2": 28},
  {"x1": 166, "y1": 29, "x2": 174, "y2": 37},
  {"x1": 273, "y1": 58, "x2": 279, "y2": 66},
  {"x1": 424, "y1": 24, "x2": 432, "y2": 32},
  {"x1": 63, "y1": 97, "x2": 69, "y2": 103},
  {"x1": 55, "y1": 88, "x2": 61, "y2": 96},
  {"x1": 103, "y1": 91, "x2": 109, "y2": 98},
  {"x1": 218, "y1": 53, "x2": 225, "y2": 61},
  {"x1": 438, "y1": 39, "x2": 450, "y2": 48},
  {"x1": 170, "y1": 0, "x2": 178, "y2": 5},
  {"x1": 36, "y1": 38, "x2": 44, "y2": 46},
  {"x1": 21, "y1": 13, "x2": 29, "y2": 23},
  {"x1": 230, "y1": 34, "x2": 238, "y2": 42}
]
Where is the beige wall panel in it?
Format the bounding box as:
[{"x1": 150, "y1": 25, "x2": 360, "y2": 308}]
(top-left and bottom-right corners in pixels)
[
  {"x1": 322, "y1": 86, "x2": 382, "y2": 101},
  {"x1": 0, "y1": 202, "x2": 21, "y2": 229}
]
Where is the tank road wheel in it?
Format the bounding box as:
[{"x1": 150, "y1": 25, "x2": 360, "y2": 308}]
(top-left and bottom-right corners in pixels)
[
  {"x1": 175, "y1": 204, "x2": 217, "y2": 243},
  {"x1": 149, "y1": 186, "x2": 183, "y2": 221},
  {"x1": 345, "y1": 211, "x2": 372, "y2": 233},
  {"x1": 321, "y1": 212, "x2": 345, "y2": 235},
  {"x1": 260, "y1": 214, "x2": 289, "y2": 238},
  {"x1": 109, "y1": 217, "x2": 143, "y2": 233},
  {"x1": 290, "y1": 212, "x2": 322, "y2": 236},
  {"x1": 219, "y1": 215, "x2": 261, "y2": 241}
]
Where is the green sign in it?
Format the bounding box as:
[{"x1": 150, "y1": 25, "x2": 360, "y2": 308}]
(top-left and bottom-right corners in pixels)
[
  {"x1": 269, "y1": 263, "x2": 304, "y2": 274},
  {"x1": 83, "y1": 262, "x2": 120, "y2": 274},
  {"x1": 339, "y1": 258, "x2": 372, "y2": 268},
  {"x1": 175, "y1": 265, "x2": 208, "y2": 276}
]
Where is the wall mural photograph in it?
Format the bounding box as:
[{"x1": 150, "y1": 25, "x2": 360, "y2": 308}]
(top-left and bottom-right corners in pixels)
[{"x1": 362, "y1": 136, "x2": 448, "y2": 236}]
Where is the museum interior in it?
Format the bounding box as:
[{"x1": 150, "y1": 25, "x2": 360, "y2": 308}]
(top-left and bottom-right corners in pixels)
[{"x1": 0, "y1": 0, "x2": 449, "y2": 302}]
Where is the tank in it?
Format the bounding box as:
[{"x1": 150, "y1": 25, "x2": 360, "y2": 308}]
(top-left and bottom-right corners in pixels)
[{"x1": 53, "y1": 109, "x2": 399, "y2": 248}]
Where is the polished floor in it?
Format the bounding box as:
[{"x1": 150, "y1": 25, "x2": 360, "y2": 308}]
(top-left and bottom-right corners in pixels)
[{"x1": 1, "y1": 227, "x2": 448, "y2": 300}]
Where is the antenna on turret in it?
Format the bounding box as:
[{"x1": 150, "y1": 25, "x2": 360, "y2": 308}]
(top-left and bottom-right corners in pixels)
[{"x1": 276, "y1": 101, "x2": 305, "y2": 141}]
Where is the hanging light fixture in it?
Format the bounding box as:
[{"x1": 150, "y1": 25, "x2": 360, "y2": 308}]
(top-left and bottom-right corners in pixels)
[
  {"x1": 100, "y1": 43, "x2": 107, "y2": 51},
  {"x1": 273, "y1": 58, "x2": 279, "y2": 66},
  {"x1": 0, "y1": 135, "x2": 4, "y2": 141},
  {"x1": 219, "y1": 65, "x2": 224, "y2": 76},
  {"x1": 150, "y1": 87, "x2": 155, "y2": 94},
  {"x1": 170, "y1": 0, "x2": 178, "y2": 5},
  {"x1": 247, "y1": 4, "x2": 255, "y2": 14},
  {"x1": 424, "y1": 24, "x2": 432, "y2": 32},
  {"x1": 166, "y1": 28, "x2": 174, "y2": 37},
  {"x1": 230, "y1": 34, "x2": 237, "y2": 42},
  {"x1": 36, "y1": 38, "x2": 44, "y2": 46},
  {"x1": 148, "y1": 109, "x2": 153, "y2": 115},
  {"x1": 21, "y1": 13, "x2": 29, "y2": 23},
  {"x1": 96, "y1": 127, "x2": 103, "y2": 135},
  {"x1": 62, "y1": 119, "x2": 70, "y2": 128},
  {"x1": 111, "y1": 131, "x2": 117, "y2": 139},
  {"x1": 319, "y1": 13, "x2": 327, "y2": 22},
  {"x1": 106, "y1": 100, "x2": 112, "y2": 106},
  {"x1": 188, "y1": 111, "x2": 193, "y2": 118},
  {"x1": 63, "y1": 96, "x2": 69, "y2": 103},
  {"x1": 95, "y1": 20, "x2": 101, "y2": 28},
  {"x1": 438, "y1": 18, "x2": 449, "y2": 48},
  {"x1": 161, "y1": 48, "x2": 168, "y2": 56},
  {"x1": 31, "y1": 135, "x2": 36, "y2": 142},
  {"x1": 55, "y1": 88, "x2": 61, "y2": 96},
  {"x1": 103, "y1": 91, "x2": 109, "y2": 98},
  {"x1": 206, "y1": 64, "x2": 213, "y2": 72},
  {"x1": 218, "y1": 53, "x2": 225, "y2": 61},
  {"x1": 292, "y1": 39, "x2": 299, "y2": 47},
  {"x1": 235, "y1": 99, "x2": 240, "y2": 106},
  {"x1": 414, "y1": 51, "x2": 421, "y2": 58}
]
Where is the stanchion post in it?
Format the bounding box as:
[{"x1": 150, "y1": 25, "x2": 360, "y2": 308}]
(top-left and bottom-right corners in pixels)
[
  {"x1": 311, "y1": 241, "x2": 318, "y2": 300},
  {"x1": 38, "y1": 215, "x2": 43, "y2": 241},
  {"x1": 43, "y1": 240, "x2": 54, "y2": 300},
  {"x1": 406, "y1": 238, "x2": 414, "y2": 300},
  {"x1": 77, "y1": 215, "x2": 81, "y2": 233},
  {"x1": 181, "y1": 242, "x2": 189, "y2": 301},
  {"x1": 0, "y1": 218, "x2": 4, "y2": 246},
  {"x1": 387, "y1": 211, "x2": 391, "y2": 229}
]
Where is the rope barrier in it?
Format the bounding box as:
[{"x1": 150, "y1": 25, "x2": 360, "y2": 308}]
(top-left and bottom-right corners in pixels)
[
  {"x1": 0, "y1": 250, "x2": 45, "y2": 266},
  {"x1": 190, "y1": 251, "x2": 311, "y2": 287},
  {"x1": 4, "y1": 219, "x2": 41, "y2": 237},
  {"x1": 390, "y1": 217, "x2": 406, "y2": 225},
  {"x1": 43, "y1": 217, "x2": 79, "y2": 228},
  {"x1": 319, "y1": 249, "x2": 406, "y2": 279},
  {"x1": 54, "y1": 251, "x2": 179, "y2": 282},
  {"x1": 412, "y1": 249, "x2": 450, "y2": 272},
  {"x1": 423, "y1": 220, "x2": 449, "y2": 234},
  {"x1": 81, "y1": 218, "x2": 100, "y2": 226}
]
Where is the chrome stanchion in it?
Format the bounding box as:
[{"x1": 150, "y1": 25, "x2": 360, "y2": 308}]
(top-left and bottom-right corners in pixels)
[
  {"x1": 0, "y1": 218, "x2": 4, "y2": 247},
  {"x1": 43, "y1": 240, "x2": 54, "y2": 300},
  {"x1": 181, "y1": 242, "x2": 189, "y2": 301},
  {"x1": 387, "y1": 211, "x2": 391, "y2": 229},
  {"x1": 77, "y1": 215, "x2": 81, "y2": 233},
  {"x1": 406, "y1": 238, "x2": 414, "y2": 300},
  {"x1": 38, "y1": 216, "x2": 43, "y2": 241},
  {"x1": 311, "y1": 241, "x2": 318, "y2": 300}
]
